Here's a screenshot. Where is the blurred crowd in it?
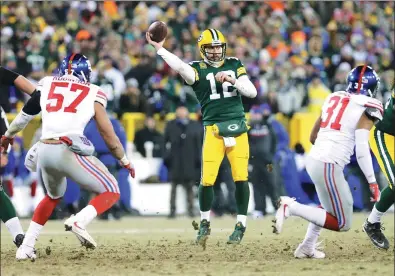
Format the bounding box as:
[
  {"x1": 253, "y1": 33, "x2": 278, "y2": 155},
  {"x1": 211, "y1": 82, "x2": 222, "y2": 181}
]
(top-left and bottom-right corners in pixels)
[{"x1": 1, "y1": 1, "x2": 394, "y2": 116}]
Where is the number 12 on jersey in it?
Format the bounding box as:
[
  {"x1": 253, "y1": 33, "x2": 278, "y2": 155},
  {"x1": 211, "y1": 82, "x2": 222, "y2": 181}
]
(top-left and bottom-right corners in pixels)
[
  {"x1": 320, "y1": 95, "x2": 350, "y2": 130},
  {"x1": 206, "y1": 71, "x2": 237, "y2": 100}
]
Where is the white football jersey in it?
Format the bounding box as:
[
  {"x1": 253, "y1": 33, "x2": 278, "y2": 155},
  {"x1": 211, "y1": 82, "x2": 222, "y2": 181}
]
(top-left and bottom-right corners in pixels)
[
  {"x1": 309, "y1": 91, "x2": 383, "y2": 167},
  {"x1": 37, "y1": 75, "x2": 107, "y2": 139}
]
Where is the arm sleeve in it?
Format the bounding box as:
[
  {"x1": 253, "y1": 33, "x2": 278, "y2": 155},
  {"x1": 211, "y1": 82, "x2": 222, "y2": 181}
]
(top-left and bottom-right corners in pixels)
[
  {"x1": 157, "y1": 48, "x2": 196, "y2": 85},
  {"x1": 22, "y1": 90, "x2": 42, "y2": 115},
  {"x1": 355, "y1": 129, "x2": 376, "y2": 183},
  {"x1": 0, "y1": 67, "x2": 20, "y2": 85},
  {"x1": 233, "y1": 75, "x2": 257, "y2": 98},
  {"x1": 4, "y1": 111, "x2": 35, "y2": 138}
]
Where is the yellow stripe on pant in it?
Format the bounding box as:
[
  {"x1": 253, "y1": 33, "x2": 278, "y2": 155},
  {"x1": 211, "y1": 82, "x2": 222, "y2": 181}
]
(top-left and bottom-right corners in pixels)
[
  {"x1": 369, "y1": 126, "x2": 395, "y2": 189},
  {"x1": 201, "y1": 125, "x2": 249, "y2": 186}
]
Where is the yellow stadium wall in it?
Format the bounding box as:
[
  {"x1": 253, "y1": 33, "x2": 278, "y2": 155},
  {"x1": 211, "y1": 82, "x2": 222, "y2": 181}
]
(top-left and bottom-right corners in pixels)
[{"x1": 6, "y1": 112, "x2": 319, "y2": 151}]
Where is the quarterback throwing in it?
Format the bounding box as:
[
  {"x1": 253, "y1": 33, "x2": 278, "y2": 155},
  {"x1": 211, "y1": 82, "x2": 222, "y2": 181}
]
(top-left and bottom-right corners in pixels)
[{"x1": 147, "y1": 28, "x2": 257, "y2": 245}]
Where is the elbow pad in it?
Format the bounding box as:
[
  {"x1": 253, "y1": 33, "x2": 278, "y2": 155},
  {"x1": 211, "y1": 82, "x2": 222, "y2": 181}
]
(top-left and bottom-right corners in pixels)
[{"x1": 355, "y1": 129, "x2": 376, "y2": 183}]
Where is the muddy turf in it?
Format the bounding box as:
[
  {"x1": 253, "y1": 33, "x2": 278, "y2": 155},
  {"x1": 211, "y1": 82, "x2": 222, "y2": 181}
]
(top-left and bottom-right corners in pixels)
[{"x1": 1, "y1": 213, "x2": 394, "y2": 276}]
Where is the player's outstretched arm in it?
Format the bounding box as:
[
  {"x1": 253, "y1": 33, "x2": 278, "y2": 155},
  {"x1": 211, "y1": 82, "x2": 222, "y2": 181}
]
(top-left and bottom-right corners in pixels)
[
  {"x1": 94, "y1": 102, "x2": 135, "y2": 177},
  {"x1": 0, "y1": 90, "x2": 42, "y2": 152},
  {"x1": 215, "y1": 72, "x2": 257, "y2": 98},
  {"x1": 146, "y1": 32, "x2": 196, "y2": 85},
  {"x1": 0, "y1": 66, "x2": 36, "y2": 95},
  {"x1": 355, "y1": 112, "x2": 379, "y2": 201}
]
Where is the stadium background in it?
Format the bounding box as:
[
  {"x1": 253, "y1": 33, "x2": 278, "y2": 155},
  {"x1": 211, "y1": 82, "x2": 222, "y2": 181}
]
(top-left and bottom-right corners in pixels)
[{"x1": 0, "y1": 1, "x2": 394, "y2": 216}]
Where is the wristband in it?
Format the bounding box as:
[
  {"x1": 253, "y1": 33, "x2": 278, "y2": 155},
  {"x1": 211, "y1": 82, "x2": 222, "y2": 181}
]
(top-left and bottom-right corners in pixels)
[{"x1": 120, "y1": 155, "x2": 130, "y2": 166}]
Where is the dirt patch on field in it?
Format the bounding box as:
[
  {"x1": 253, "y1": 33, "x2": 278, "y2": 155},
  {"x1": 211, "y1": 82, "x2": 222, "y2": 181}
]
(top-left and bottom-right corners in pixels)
[{"x1": 1, "y1": 214, "x2": 394, "y2": 276}]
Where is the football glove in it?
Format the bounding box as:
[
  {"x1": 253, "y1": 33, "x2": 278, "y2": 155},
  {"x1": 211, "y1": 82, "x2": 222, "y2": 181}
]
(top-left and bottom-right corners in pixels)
[
  {"x1": 369, "y1": 183, "x2": 380, "y2": 202},
  {"x1": 0, "y1": 135, "x2": 14, "y2": 153},
  {"x1": 120, "y1": 162, "x2": 135, "y2": 178}
]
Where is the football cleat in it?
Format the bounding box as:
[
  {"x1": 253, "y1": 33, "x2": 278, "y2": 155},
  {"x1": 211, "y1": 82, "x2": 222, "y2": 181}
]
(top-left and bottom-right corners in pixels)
[
  {"x1": 14, "y1": 234, "x2": 25, "y2": 248},
  {"x1": 294, "y1": 242, "x2": 326, "y2": 259},
  {"x1": 227, "y1": 222, "x2": 246, "y2": 244},
  {"x1": 16, "y1": 244, "x2": 36, "y2": 261},
  {"x1": 64, "y1": 215, "x2": 97, "y2": 249},
  {"x1": 273, "y1": 196, "x2": 295, "y2": 234},
  {"x1": 196, "y1": 219, "x2": 211, "y2": 249},
  {"x1": 362, "y1": 220, "x2": 389, "y2": 250}
]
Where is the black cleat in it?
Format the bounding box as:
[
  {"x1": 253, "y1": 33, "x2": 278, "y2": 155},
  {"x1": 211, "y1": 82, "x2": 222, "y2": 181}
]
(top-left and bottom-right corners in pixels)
[
  {"x1": 14, "y1": 234, "x2": 24, "y2": 248},
  {"x1": 363, "y1": 220, "x2": 390, "y2": 250}
]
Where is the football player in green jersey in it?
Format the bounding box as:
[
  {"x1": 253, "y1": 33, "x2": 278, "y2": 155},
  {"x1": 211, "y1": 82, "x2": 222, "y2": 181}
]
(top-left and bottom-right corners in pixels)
[
  {"x1": 364, "y1": 86, "x2": 395, "y2": 250},
  {"x1": 146, "y1": 28, "x2": 257, "y2": 245}
]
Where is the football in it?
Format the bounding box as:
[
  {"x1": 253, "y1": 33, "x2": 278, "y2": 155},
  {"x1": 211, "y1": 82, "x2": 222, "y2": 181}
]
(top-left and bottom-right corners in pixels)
[{"x1": 148, "y1": 21, "x2": 168, "y2": 42}]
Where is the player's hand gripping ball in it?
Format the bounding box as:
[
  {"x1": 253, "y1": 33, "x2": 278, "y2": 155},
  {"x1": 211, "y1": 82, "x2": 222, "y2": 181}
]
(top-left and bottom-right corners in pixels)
[{"x1": 147, "y1": 21, "x2": 168, "y2": 43}]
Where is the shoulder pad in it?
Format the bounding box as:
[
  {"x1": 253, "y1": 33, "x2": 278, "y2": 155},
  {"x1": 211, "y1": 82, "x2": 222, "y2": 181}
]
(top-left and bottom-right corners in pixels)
[
  {"x1": 226, "y1": 57, "x2": 240, "y2": 61},
  {"x1": 37, "y1": 76, "x2": 51, "y2": 87},
  {"x1": 365, "y1": 107, "x2": 383, "y2": 122},
  {"x1": 188, "y1": 60, "x2": 201, "y2": 66},
  {"x1": 351, "y1": 94, "x2": 382, "y2": 110},
  {"x1": 332, "y1": 91, "x2": 349, "y2": 96}
]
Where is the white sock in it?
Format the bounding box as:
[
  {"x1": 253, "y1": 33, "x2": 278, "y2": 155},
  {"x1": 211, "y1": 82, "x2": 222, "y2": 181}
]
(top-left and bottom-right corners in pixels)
[
  {"x1": 301, "y1": 222, "x2": 322, "y2": 249},
  {"x1": 76, "y1": 205, "x2": 98, "y2": 227},
  {"x1": 4, "y1": 217, "x2": 24, "y2": 241},
  {"x1": 368, "y1": 206, "x2": 384, "y2": 224},
  {"x1": 200, "y1": 211, "x2": 210, "y2": 221},
  {"x1": 237, "y1": 215, "x2": 247, "y2": 227},
  {"x1": 23, "y1": 221, "x2": 43, "y2": 248},
  {"x1": 288, "y1": 202, "x2": 326, "y2": 227}
]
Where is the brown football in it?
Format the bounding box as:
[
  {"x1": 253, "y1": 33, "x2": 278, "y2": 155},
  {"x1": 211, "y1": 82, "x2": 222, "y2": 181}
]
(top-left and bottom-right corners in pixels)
[{"x1": 148, "y1": 21, "x2": 168, "y2": 42}]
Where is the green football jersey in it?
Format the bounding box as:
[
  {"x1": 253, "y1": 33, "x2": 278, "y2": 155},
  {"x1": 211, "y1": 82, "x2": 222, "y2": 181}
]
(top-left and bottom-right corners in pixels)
[
  {"x1": 376, "y1": 91, "x2": 395, "y2": 136},
  {"x1": 188, "y1": 57, "x2": 248, "y2": 126}
]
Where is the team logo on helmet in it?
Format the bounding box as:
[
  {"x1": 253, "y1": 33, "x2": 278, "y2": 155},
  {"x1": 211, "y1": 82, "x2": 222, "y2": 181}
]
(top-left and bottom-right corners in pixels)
[{"x1": 198, "y1": 34, "x2": 203, "y2": 42}]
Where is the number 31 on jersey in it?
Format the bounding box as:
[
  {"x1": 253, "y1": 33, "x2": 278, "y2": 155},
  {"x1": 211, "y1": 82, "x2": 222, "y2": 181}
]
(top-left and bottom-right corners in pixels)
[{"x1": 320, "y1": 95, "x2": 350, "y2": 130}]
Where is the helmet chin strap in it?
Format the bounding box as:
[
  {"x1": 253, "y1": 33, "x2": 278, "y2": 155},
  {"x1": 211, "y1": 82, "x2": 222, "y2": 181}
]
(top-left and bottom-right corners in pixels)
[{"x1": 203, "y1": 57, "x2": 223, "y2": 68}]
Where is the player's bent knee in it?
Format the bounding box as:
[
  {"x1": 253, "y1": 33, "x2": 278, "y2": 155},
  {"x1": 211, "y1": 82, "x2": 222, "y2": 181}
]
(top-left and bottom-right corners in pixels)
[
  {"x1": 201, "y1": 181, "x2": 215, "y2": 187},
  {"x1": 48, "y1": 194, "x2": 63, "y2": 200},
  {"x1": 201, "y1": 173, "x2": 217, "y2": 186},
  {"x1": 233, "y1": 176, "x2": 248, "y2": 182},
  {"x1": 47, "y1": 192, "x2": 64, "y2": 200}
]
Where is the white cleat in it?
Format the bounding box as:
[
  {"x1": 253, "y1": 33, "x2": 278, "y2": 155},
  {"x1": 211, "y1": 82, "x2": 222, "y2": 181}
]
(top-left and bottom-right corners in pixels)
[
  {"x1": 273, "y1": 196, "x2": 295, "y2": 234},
  {"x1": 294, "y1": 243, "x2": 326, "y2": 259},
  {"x1": 16, "y1": 244, "x2": 37, "y2": 261},
  {"x1": 64, "y1": 215, "x2": 97, "y2": 249}
]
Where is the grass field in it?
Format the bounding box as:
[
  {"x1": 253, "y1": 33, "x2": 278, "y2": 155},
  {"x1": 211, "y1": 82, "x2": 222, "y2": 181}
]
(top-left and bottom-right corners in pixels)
[{"x1": 1, "y1": 213, "x2": 394, "y2": 276}]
